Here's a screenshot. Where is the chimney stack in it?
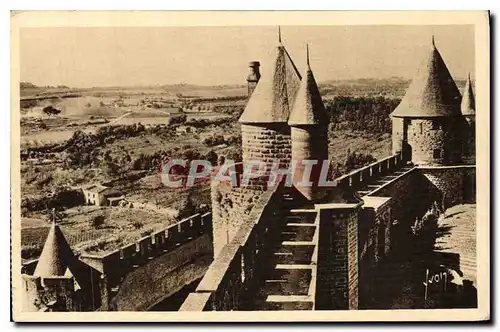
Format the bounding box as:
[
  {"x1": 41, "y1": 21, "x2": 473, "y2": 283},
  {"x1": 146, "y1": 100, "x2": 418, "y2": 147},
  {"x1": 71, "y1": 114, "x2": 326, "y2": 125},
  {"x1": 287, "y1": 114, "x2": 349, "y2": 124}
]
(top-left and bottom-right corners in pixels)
[{"x1": 246, "y1": 61, "x2": 261, "y2": 98}]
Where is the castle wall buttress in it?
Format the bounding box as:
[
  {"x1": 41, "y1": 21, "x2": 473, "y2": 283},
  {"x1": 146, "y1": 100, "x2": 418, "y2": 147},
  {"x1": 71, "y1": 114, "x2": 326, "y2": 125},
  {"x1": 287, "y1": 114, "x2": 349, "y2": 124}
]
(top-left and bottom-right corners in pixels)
[{"x1": 316, "y1": 207, "x2": 359, "y2": 310}]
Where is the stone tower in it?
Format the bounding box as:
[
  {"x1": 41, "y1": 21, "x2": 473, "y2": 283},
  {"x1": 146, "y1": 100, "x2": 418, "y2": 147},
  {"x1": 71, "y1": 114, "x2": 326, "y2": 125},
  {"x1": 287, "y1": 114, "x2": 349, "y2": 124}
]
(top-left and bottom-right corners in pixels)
[
  {"x1": 461, "y1": 73, "x2": 476, "y2": 163},
  {"x1": 288, "y1": 45, "x2": 329, "y2": 201},
  {"x1": 391, "y1": 36, "x2": 464, "y2": 166},
  {"x1": 23, "y1": 218, "x2": 83, "y2": 312},
  {"x1": 238, "y1": 28, "x2": 301, "y2": 183},
  {"x1": 246, "y1": 61, "x2": 261, "y2": 98},
  {"x1": 461, "y1": 73, "x2": 476, "y2": 123}
]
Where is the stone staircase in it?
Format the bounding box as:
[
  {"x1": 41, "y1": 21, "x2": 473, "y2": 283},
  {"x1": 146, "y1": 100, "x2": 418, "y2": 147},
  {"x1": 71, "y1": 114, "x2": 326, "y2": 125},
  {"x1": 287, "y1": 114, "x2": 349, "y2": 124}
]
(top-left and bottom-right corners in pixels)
[
  {"x1": 252, "y1": 192, "x2": 319, "y2": 310},
  {"x1": 249, "y1": 164, "x2": 418, "y2": 310}
]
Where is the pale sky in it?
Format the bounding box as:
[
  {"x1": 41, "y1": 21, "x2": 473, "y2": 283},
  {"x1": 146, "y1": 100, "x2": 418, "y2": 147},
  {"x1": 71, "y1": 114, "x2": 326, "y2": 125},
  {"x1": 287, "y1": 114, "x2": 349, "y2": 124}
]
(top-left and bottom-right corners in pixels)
[{"x1": 19, "y1": 25, "x2": 475, "y2": 88}]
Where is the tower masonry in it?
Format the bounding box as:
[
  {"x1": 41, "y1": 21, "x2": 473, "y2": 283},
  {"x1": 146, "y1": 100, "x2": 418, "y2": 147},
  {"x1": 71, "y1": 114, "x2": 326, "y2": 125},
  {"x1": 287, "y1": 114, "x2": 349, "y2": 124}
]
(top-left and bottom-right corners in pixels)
[
  {"x1": 239, "y1": 33, "x2": 302, "y2": 186},
  {"x1": 461, "y1": 73, "x2": 476, "y2": 164},
  {"x1": 288, "y1": 45, "x2": 329, "y2": 201},
  {"x1": 391, "y1": 37, "x2": 466, "y2": 166}
]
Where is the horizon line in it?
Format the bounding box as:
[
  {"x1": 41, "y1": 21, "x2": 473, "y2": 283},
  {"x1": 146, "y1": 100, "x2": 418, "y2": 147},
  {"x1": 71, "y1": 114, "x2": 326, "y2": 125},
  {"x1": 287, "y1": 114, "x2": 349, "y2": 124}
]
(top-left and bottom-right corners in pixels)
[{"x1": 20, "y1": 75, "x2": 473, "y2": 91}]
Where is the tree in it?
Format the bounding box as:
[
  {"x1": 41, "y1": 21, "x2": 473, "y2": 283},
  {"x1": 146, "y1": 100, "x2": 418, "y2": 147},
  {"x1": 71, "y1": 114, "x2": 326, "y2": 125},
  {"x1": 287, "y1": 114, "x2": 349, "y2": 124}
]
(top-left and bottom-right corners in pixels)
[
  {"x1": 206, "y1": 150, "x2": 218, "y2": 165},
  {"x1": 90, "y1": 215, "x2": 105, "y2": 228},
  {"x1": 42, "y1": 106, "x2": 61, "y2": 116}
]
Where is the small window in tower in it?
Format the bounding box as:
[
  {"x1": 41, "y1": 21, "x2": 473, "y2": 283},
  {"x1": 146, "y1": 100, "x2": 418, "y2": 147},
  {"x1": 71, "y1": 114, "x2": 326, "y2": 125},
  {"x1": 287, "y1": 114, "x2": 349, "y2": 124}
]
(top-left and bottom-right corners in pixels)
[
  {"x1": 433, "y1": 149, "x2": 441, "y2": 159},
  {"x1": 419, "y1": 122, "x2": 423, "y2": 134},
  {"x1": 432, "y1": 120, "x2": 441, "y2": 130}
]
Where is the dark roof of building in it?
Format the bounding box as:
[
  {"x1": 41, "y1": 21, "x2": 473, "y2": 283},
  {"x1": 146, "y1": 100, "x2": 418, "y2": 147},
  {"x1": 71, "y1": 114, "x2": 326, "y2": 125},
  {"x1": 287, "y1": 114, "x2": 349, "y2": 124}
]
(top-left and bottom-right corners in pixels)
[
  {"x1": 33, "y1": 221, "x2": 76, "y2": 277},
  {"x1": 461, "y1": 73, "x2": 476, "y2": 116},
  {"x1": 288, "y1": 45, "x2": 328, "y2": 126},
  {"x1": 239, "y1": 40, "x2": 301, "y2": 124},
  {"x1": 85, "y1": 184, "x2": 109, "y2": 193},
  {"x1": 391, "y1": 37, "x2": 462, "y2": 118}
]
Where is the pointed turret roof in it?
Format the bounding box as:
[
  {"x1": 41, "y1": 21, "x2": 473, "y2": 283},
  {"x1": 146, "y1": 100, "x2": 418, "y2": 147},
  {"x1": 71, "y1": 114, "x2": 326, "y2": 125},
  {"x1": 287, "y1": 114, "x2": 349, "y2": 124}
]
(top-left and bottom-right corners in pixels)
[
  {"x1": 239, "y1": 28, "x2": 302, "y2": 124},
  {"x1": 461, "y1": 73, "x2": 475, "y2": 116},
  {"x1": 33, "y1": 216, "x2": 76, "y2": 277},
  {"x1": 288, "y1": 45, "x2": 328, "y2": 126},
  {"x1": 391, "y1": 36, "x2": 462, "y2": 118}
]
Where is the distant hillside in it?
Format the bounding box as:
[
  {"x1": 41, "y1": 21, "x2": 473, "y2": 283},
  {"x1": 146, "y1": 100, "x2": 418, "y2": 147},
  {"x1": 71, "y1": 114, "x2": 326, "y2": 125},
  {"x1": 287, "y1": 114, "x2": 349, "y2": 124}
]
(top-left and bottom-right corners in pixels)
[
  {"x1": 318, "y1": 77, "x2": 469, "y2": 98},
  {"x1": 321, "y1": 77, "x2": 410, "y2": 86}
]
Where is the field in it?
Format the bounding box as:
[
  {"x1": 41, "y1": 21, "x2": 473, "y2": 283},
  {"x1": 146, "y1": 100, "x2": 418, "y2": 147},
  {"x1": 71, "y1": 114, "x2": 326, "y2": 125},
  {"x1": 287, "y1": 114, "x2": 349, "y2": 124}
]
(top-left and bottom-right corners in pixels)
[{"x1": 22, "y1": 204, "x2": 180, "y2": 259}]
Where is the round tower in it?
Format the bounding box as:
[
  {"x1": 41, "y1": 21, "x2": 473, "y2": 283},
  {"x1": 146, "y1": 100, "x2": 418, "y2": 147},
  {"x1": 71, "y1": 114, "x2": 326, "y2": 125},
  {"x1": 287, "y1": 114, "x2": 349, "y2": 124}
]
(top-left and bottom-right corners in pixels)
[
  {"x1": 246, "y1": 61, "x2": 261, "y2": 98},
  {"x1": 239, "y1": 28, "x2": 301, "y2": 186},
  {"x1": 461, "y1": 73, "x2": 476, "y2": 163},
  {"x1": 391, "y1": 36, "x2": 465, "y2": 166},
  {"x1": 288, "y1": 45, "x2": 329, "y2": 201}
]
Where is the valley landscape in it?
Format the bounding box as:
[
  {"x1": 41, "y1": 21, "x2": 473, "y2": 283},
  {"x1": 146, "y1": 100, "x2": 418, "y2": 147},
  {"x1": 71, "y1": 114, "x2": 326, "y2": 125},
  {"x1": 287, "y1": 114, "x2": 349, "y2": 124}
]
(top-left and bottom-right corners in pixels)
[{"x1": 19, "y1": 78, "x2": 470, "y2": 262}]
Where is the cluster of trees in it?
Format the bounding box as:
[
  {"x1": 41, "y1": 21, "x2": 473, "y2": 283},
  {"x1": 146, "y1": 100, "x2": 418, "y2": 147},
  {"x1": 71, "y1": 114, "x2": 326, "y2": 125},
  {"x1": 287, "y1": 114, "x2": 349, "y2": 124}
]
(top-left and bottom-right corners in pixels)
[
  {"x1": 177, "y1": 95, "x2": 247, "y2": 103},
  {"x1": 325, "y1": 96, "x2": 401, "y2": 134},
  {"x1": 184, "y1": 117, "x2": 234, "y2": 128},
  {"x1": 327, "y1": 149, "x2": 378, "y2": 179},
  {"x1": 131, "y1": 148, "x2": 219, "y2": 172},
  {"x1": 42, "y1": 105, "x2": 62, "y2": 116},
  {"x1": 343, "y1": 148, "x2": 377, "y2": 172},
  {"x1": 62, "y1": 124, "x2": 146, "y2": 168},
  {"x1": 203, "y1": 134, "x2": 241, "y2": 147},
  {"x1": 21, "y1": 188, "x2": 84, "y2": 214},
  {"x1": 168, "y1": 114, "x2": 187, "y2": 125},
  {"x1": 212, "y1": 105, "x2": 245, "y2": 117}
]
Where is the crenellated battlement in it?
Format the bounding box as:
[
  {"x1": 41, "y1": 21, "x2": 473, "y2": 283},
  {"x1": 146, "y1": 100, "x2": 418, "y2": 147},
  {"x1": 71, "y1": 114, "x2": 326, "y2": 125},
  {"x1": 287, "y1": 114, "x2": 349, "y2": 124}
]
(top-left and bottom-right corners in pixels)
[
  {"x1": 335, "y1": 151, "x2": 404, "y2": 191},
  {"x1": 79, "y1": 213, "x2": 212, "y2": 284}
]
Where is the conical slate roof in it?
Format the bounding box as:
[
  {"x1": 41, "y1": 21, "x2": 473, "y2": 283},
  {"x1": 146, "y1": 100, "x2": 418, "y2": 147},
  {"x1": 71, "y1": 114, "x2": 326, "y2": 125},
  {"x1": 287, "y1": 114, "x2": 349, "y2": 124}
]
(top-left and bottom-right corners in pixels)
[
  {"x1": 391, "y1": 37, "x2": 462, "y2": 118},
  {"x1": 239, "y1": 39, "x2": 301, "y2": 124},
  {"x1": 461, "y1": 73, "x2": 475, "y2": 116},
  {"x1": 288, "y1": 45, "x2": 328, "y2": 126},
  {"x1": 33, "y1": 221, "x2": 76, "y2": 277}
]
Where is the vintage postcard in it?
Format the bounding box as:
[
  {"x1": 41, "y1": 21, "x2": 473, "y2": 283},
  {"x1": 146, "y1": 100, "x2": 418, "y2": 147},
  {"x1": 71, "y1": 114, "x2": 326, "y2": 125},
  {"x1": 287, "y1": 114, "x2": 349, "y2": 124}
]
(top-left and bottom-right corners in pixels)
[{"x1": 11, "y1": 11, "x2": 490, "y2": 322}]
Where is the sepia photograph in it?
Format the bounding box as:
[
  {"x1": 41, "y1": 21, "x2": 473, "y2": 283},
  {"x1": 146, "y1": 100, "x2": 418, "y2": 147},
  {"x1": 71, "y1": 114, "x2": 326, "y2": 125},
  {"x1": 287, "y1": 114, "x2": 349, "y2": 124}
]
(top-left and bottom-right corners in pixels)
[{"x1": 10, "y1": 11, "x2": 490, "y2": 322}]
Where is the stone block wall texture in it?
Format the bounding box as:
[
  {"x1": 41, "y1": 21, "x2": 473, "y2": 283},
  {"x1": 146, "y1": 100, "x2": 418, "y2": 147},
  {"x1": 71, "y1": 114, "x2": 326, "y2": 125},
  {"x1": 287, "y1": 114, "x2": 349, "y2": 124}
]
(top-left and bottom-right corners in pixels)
[
  {"x1": 241, "y1": 123, "x2": 292, "y2": 171},
  {"x1": 316, "y1": 208, "x2": 359, "y2": 310},
  {"x1": 211, "y1": 180, "x2": 264, "y2": 258},
  {"x1": 358, "y1": 209, "x2": 376, "y2": 308},
  {"x1": 405, "y1": 118, "x2": 463, "y2": 166},
  {"x1": 182, "y1": 183, "x2": 285, "y2": 311},
  {"x1": 22, "y1": 275, "x2": 80, "y2": 312},
  {"x1": 420, "y1": 167, "x2": 476, "y2": 208},
  {"x1": 290, "y1": 126, "x2": 329, "y2": 201},
  {"x1": 109, "y1": 234, "x2": 213, "y2": 311},
  {"x1": 370, "y1": 170, "x2": 436, "y2": 229},
  {"x1": 391, "y1": 117, "x2": 405, "y2": 154},
  {"x1": 462, "y1": 120, "x2": 476, "y2": 165}
]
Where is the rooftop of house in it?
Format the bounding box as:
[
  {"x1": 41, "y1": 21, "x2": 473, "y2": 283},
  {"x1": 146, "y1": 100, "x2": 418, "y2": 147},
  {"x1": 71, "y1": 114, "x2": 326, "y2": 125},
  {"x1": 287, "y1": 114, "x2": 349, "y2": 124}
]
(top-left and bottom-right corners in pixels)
[{"x1": 84, "y1": 184, "x2": 109, "y2": 193}]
